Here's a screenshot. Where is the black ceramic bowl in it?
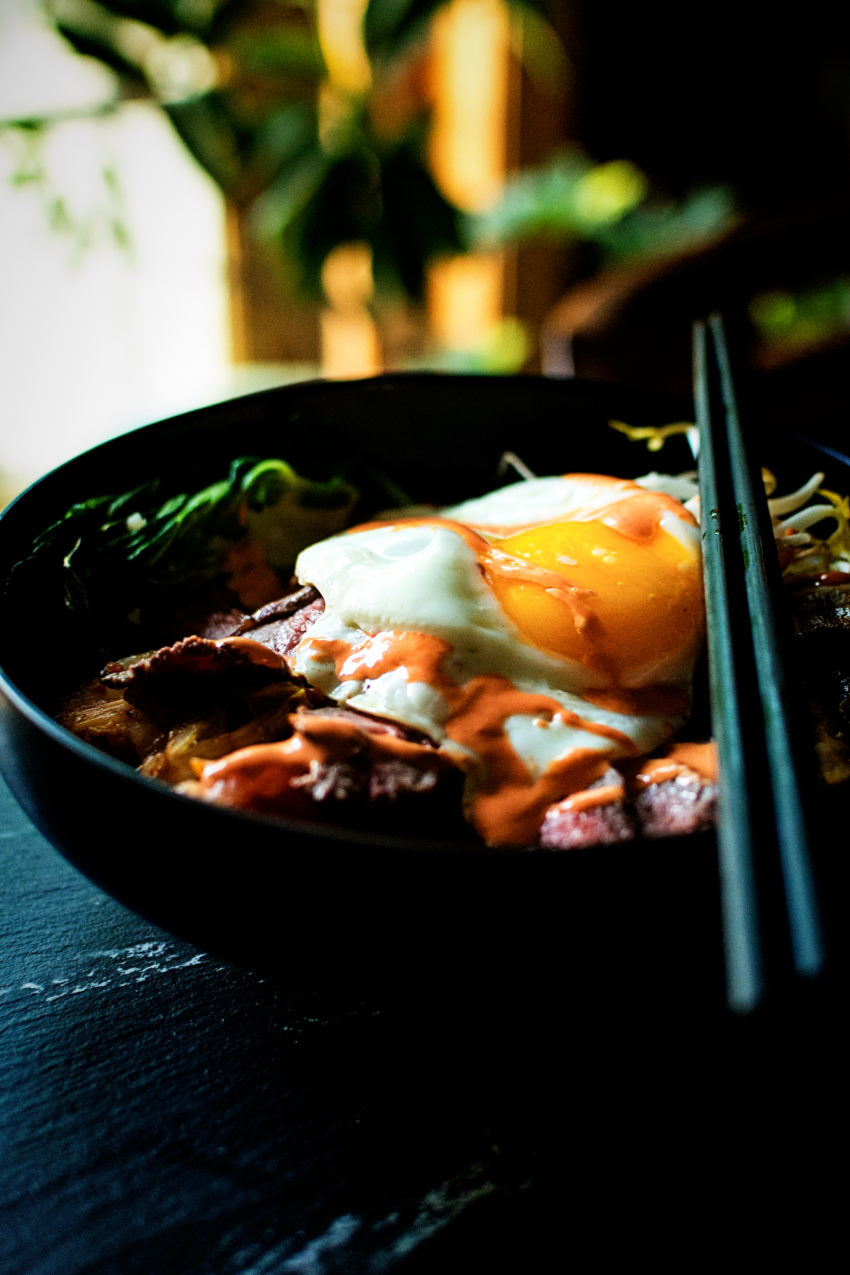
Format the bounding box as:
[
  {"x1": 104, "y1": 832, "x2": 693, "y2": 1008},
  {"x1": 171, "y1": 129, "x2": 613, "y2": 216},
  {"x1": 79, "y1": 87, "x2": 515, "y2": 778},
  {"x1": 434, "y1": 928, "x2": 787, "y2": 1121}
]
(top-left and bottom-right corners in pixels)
[{"x1": 2, "y1": 373, "x2": 844, "y2": 1010}]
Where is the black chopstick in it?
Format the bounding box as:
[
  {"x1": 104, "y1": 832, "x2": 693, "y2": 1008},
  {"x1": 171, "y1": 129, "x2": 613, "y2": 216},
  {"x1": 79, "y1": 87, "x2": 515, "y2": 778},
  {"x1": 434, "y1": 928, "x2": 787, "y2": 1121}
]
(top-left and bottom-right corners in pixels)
[{"x1": 693, "y1": 315, "x2": 825, "y2": 1012}]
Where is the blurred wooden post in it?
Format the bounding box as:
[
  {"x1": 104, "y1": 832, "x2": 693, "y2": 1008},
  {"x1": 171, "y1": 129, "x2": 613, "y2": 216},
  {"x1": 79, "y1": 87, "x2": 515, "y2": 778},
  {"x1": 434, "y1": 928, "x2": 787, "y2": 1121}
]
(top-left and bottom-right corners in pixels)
[
  {"x1": 427, "y1": 0, "x2": 514, "y2": 357},
  {"x1": 223, "y1": 0, "x2": 570, "y2": 376},
  {"x1": 316, "y1": 0, "x2": 382, "y2": 377},
  {"x1": 225, "y1": 201, "x2": 320, "y2": 368},
  {"x1": 319, "y1": 243, "x2": 382, "y2": 378}
]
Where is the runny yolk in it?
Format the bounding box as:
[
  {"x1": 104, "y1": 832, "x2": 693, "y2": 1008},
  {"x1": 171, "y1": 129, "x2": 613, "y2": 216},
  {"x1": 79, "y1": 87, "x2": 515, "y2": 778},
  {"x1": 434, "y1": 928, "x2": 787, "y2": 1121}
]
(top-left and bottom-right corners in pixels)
[{"x1": 485, "y1": 513, "x2": 704, "y2": 684}]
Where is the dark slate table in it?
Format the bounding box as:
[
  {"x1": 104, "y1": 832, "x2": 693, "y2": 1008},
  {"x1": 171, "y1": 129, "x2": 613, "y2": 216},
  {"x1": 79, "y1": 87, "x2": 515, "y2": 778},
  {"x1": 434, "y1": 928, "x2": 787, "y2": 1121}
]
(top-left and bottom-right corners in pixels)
[{"x1": 1, "y1": 765, "x2": 844, "y2": 1272}]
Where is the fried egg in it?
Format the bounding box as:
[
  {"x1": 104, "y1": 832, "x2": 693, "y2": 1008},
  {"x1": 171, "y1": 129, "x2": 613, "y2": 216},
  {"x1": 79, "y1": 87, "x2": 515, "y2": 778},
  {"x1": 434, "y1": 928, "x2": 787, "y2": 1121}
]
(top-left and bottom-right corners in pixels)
[{"x1": 289, "y1": 473, "x2": 704, "y2": 846}]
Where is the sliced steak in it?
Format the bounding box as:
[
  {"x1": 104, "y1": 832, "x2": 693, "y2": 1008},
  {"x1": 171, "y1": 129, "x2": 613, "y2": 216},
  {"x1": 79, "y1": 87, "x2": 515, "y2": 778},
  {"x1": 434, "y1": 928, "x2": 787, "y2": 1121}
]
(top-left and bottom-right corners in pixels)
[
  {"x1": 181, "y1": 705, "x2": 465, "y2": 833},
  {"x1": 230, "y1": 585, "x2": 326, "y2": 657},
  {"x1": 101, "y1": 633, "x2": 287, "y2": 690},
  {"x1": 631, "y1": 763, "x2": 717, "y2": 838},
  {"x1": 538, "y1": 768, "x2": 636, "y2": 849},
  {"x1": 788, "y1": 578, "x2": 850, "y2": 787},
  {"x1": 101, "y1": 583, "x2": 324, "y2": 693},
  {"x1": 789, "y1": 579, "x2": 850, "y2": 641},
  {"x1": 537, "y1": 747, "x2": 717, "y2": 848}
]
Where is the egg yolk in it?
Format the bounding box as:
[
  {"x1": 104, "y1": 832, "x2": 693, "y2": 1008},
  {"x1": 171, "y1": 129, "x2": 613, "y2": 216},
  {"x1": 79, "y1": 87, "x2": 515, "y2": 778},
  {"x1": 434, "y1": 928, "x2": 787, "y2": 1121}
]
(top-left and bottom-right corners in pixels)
[{"x1": 486, "y1": 515, "x2": 703, "y2": 685}]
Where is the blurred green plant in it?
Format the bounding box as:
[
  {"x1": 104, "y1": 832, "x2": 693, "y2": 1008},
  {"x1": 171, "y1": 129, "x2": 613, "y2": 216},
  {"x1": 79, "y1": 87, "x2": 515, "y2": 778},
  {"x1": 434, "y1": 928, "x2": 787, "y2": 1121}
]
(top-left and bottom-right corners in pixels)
[
  {"x1": 472, "y1": 148, "x2": 738, "y2": 264},
  {"x1": 22, "y1": 0, "x2": 567, "y2": 304},
  {"x1": 749, "y1": 276, "x2": 850, "y2": 353},
  {"x1": 1, "y1": 120, "x2": 131, "y2": 259},
  {"x1": 5, "y1": 0, "x2": 741, "y2": 363}
]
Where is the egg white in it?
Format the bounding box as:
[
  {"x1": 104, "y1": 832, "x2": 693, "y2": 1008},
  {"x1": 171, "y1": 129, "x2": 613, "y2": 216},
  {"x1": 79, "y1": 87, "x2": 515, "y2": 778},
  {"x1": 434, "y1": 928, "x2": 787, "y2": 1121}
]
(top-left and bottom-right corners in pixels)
[
  {"x1": 290, "y1": 501, "x2": 692, "y2": 784},
  {"x1": 442, "y1": 474, "x2": 631, "y2": 528},
  {"x1": 442, "y1": 472, "x2": 701, "y2": 555}
]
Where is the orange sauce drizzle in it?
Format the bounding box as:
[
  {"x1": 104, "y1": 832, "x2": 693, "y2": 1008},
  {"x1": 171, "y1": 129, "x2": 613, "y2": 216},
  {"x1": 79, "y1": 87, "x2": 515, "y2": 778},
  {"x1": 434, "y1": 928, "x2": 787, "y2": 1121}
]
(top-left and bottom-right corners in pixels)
[
  {"x1": 550, "y1": 740, "x2": 717, "y2": 817},
  {"x1": 552, "y1": 775, "x2": 626, "y2": 814},
  {"x1": 594, "y1": 487, "x2": 693, "y2": 541},
  {"x1": 194, "y1": 713, "x2": 433, "y2": 809},
  {"x1": 301, "y1": 627, "x2": 635, "y2": 845},
  {"x1": 630, "y1": 740, "x2": 718, "y2": 787}
]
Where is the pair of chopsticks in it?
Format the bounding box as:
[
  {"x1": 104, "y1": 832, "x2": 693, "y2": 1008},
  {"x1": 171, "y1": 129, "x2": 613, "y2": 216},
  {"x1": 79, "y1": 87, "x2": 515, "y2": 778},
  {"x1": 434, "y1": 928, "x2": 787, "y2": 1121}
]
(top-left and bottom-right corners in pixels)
[{"x1": 693, "y1": 315, "x2": 826, "y2": 1013}]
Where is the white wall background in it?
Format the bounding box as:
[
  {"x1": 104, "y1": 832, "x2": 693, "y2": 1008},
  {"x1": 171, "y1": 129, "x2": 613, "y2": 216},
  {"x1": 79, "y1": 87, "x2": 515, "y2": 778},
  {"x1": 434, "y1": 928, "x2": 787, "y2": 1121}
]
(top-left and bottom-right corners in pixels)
[{"x1": 0, "y1": 1, "x2": 236, "y2": 505}]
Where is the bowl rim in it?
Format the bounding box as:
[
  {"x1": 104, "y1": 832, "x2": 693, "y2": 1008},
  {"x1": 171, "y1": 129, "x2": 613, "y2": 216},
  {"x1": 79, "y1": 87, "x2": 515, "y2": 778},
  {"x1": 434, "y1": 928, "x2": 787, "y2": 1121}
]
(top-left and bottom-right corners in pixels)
[{"x1": 3, "y1": 368, "x2": 831, "y2": 865}]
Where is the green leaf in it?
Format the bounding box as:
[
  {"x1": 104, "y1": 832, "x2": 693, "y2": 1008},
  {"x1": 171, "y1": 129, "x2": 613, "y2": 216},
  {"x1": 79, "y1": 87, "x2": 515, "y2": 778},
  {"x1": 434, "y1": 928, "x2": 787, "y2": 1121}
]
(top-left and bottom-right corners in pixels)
[
  {"x1": 595, "y1": 185, "x2": 737, "y2": 262},
  {"x1": 17, "y1": 454, "x2": 369, "y2": 640},
  {"x1": 251, "y1": 145, "x2": 330, "y2": 251},
  {"x1": 364, "y1": 0, "x2": 447, "y2": 63},
  {"x1": 59, "y1": 0, "x2": 189, "y2": 39},
  {"x1": 470, "y1": 151, "x2": 626, "y2": 246},
  {"x1": 506, "y1": 1, "x2": 573, "y2": 94},
  {"x1": 372, "y1": 141, "x2": 463, "y2": 298},
  {"x1": 249, "y1": 101, "x2": 320, "y2": 192},
  {"x1": 230, "y1": 22, "x2": 326, "y2": 79},
  {"x1": 54, "y1": 21, "x2": 149, "y2": 86},
  {"x1": 472, "y1": 147, "x2": 737, "y2": 263},
  {"x1": 275, "y1": 150, "x2": 383, "y2": 297},
  {"x1": 164, "y1": 92, "x2": 246, "y2": 194}
]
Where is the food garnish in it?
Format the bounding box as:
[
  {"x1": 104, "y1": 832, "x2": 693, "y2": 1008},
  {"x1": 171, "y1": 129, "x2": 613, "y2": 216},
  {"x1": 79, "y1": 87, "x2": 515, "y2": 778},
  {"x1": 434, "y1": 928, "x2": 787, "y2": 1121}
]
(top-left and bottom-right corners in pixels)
[
  {"x1": 608, "y1": 419, "x2": 695, "y2": 451},
  {"x1": 15, "y1": 457, "x2": 406, "y2": 655}
]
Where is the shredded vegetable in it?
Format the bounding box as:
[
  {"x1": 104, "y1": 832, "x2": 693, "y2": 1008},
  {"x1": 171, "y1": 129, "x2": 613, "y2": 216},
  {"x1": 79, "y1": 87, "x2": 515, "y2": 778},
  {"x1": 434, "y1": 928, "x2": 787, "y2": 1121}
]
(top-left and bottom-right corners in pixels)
[
  {"x1": 608, "y1": 419, "x2": 696, "y2": 451},
  {"x1": 610, "y1": 419, "x2": 850, "y2": 583},
  {"x1": 769, "y1": 471, "x2": 850, "y2": 580},
  {"x1": 14, "y1": 457, "x2": 373, "y2": 645}
]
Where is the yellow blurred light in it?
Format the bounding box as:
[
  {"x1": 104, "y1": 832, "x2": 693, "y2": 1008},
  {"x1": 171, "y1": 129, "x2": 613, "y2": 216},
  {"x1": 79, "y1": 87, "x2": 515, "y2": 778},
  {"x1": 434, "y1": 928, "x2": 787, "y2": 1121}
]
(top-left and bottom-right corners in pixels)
[
  {"x1": 320, "y1": 306, "x2": 381, "y2": 377},
  {"x1": 320, "y1": 242, "x2": 381, "y2": 377},
  {"x1": 317, "y1": 0, "x2": 371, "y2": 94},
  {"x1": 428, "y1": 0, "x2": 512, "y2": 360},
  {"x1": 428, "y1": 252, "x2": 505, "y2": 350},
  {"x1": 429, "y1": 0, "x2": 511, "y2": 212},
  {"x1": 321, "y1": 241, "x2": 375, "y2": 313}
]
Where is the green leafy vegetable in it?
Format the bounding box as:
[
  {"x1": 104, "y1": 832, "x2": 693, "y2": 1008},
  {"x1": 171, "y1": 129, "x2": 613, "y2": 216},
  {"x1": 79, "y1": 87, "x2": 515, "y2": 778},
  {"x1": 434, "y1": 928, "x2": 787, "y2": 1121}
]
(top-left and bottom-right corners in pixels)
[{"x1": 17, "y1": 456, "x2": 367, "y2": 646}]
